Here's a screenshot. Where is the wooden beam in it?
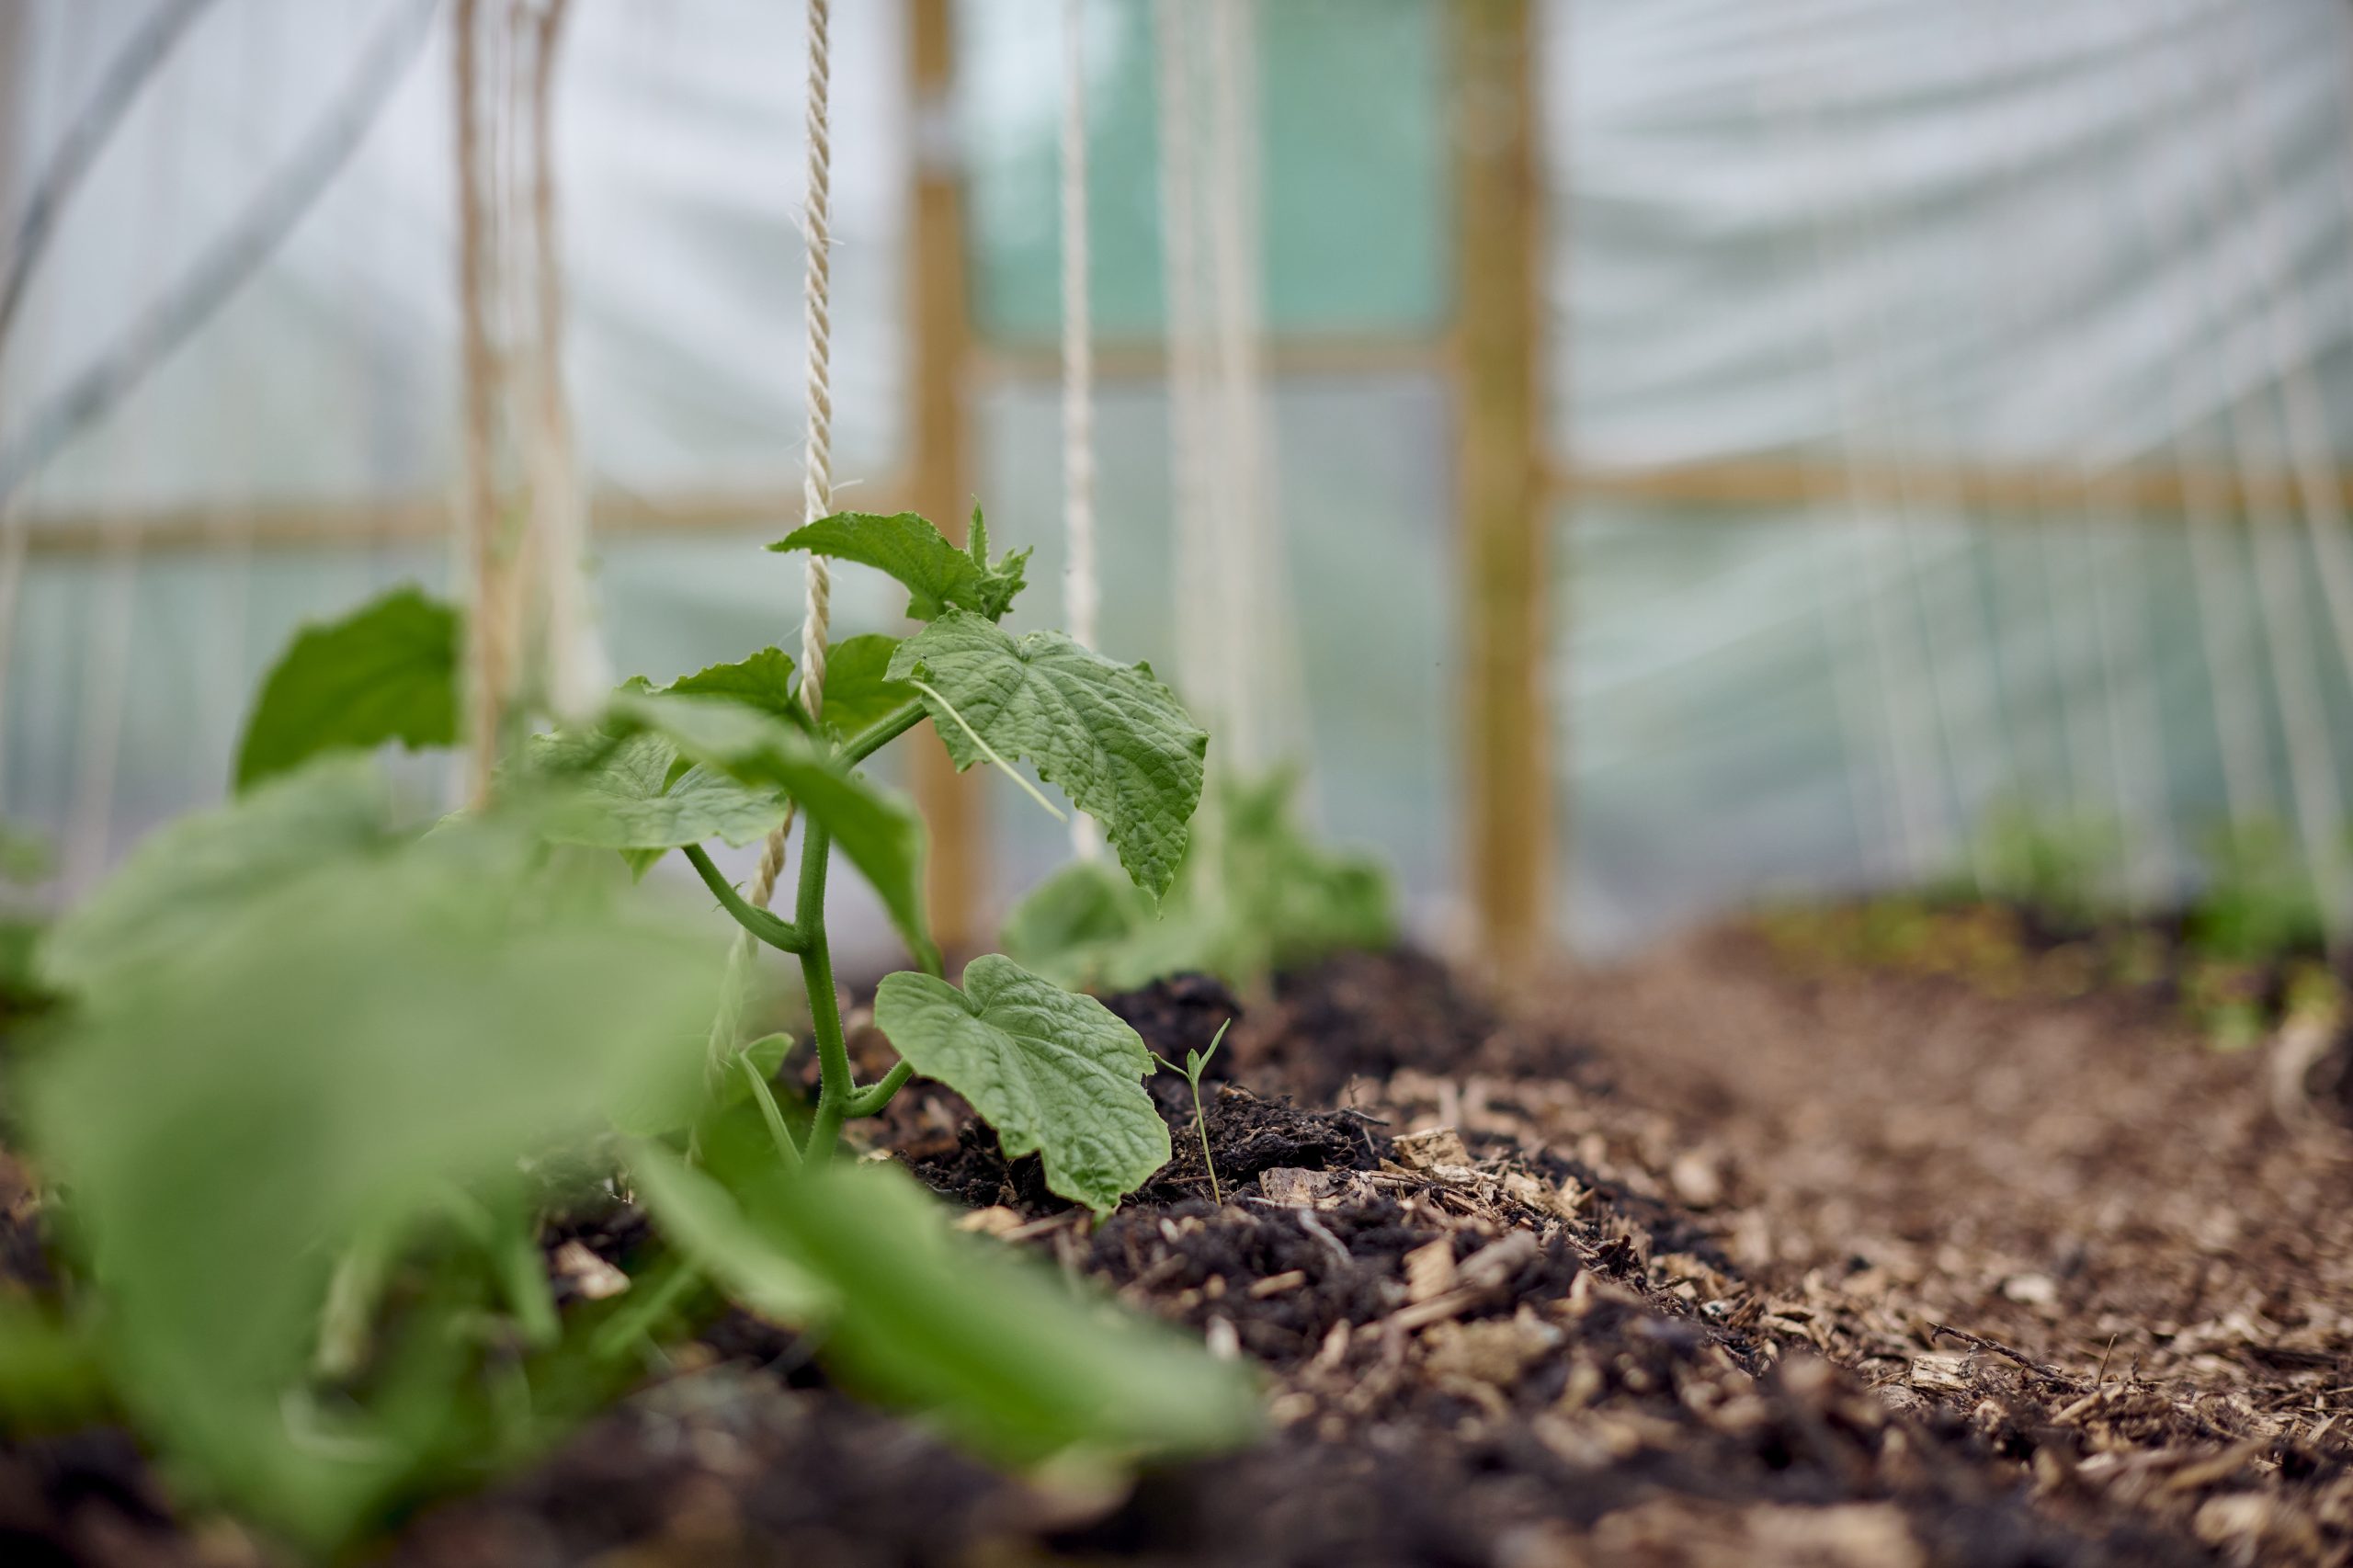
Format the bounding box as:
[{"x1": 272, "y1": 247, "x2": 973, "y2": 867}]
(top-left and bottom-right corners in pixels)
[
  {"x1": 20, "y1": 449, "x2": 2340, "y2": 562},
  {"x1": 975, "y1": 330, "x2": 1442, "y2": 381},
  {"x1": 4, "y1": 483, "x2": 894, "y2": 558},
  {"x1": 1548, "y1": 453, "x2": 2353, "y2": 521},
  {"x1": 906, "y1": 0, "x2": 986, "y2": 957},
  {"x1": 1454, "y1": 0, "x2": 1552, "y2": 969}
]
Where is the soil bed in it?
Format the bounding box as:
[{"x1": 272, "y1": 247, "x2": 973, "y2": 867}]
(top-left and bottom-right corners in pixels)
[{"x1": 6, "y1": 937, "x2": 2350, "y2": 1566}]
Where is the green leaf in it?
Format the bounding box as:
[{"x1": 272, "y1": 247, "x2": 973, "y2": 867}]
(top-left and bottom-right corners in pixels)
[
  {"x1": 813, "y1": 633, "x2": 920, "y2": 739},
  {"x1": 773, "y1": 511, "x2": 1029, "y2": 622},
  {"x1": 873, "y1": 955, "x2": 1168, "y2": 1214},
  {"x1": 608, "y1": 691, "x2": 929, "y2": 956},
  {"x1": 728, "y1": 1159, "x2": 1257, "y2": 1460},
  {"x1": 891, "y1": 611, "x2": 1206, "y2": 900},
  {"x1": 773, "y1": 512, "x2": 983, "y2": 619},
  {"x1": 1000, "y1": 858, "x2": 1194, "y2": 992},
  {"x1": 624, "y1": 1142, "x2": 834, "y2": 1322},
  {"x1": 1001, "y1": 768, "x2": 1395, "y2": 993},
  {"x1": 1217, "y1": 767, "x2": 1396, "y2": 970},
  {"x1": 0, "y1": 1299, "x2": 108, "y2": 1430},
  {"x1": 23, "y1": 808, "x2": 723, "y2": 1547},
  {"x1": 712, "y1": 1032, "x2": 795, "y2": 1113},
  {"x1": 40, "y1": 756, "x2": 404, "y2": 996},
  {"x1": 234, "y1": 586, "x2": 459, "y2": 791},
  {"x1": 528, "y1": 729, "x2": 790, "y2": 857},
  {"x1": 657, "y1": 647, "x2": 800, "y2": 726}
]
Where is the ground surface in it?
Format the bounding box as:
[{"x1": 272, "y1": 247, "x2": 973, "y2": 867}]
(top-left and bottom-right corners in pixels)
[{"x1": 6, "y1": 933, "x2": 2350, "y2": 1566}]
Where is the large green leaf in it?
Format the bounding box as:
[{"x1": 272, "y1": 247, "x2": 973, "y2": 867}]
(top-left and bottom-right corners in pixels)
[
  {"x1": 608, "y1": 691, "x2": 929, "y2": 955},
  {"x1": 890, "y1": 611, "x2": 1206, "y2": 899},
  {"x1": 529, "y1": 729, "x2": 790, "y2": 856},
  {"x1": 773, "y1": 511, "x2": 1028, "y2": 621},
  {"x1": 722, "y1": 1159, "x2": 1257, "y2": 1460},
  {"x1": 873, "y1": 955, "x2": 1168, "y2": 1214},
  {"x1": 40, "y1": 756, "x2": 404, "y2": 996},
  {"x1": 23, "y1": 808, "x2": 723, "y2": 1548},
  {"x1": 234, "y1": 586, "x2": 459, "y2": 791},
  {"x1": 811, "y1": 633, "x2": 919, "y2": 739},
  {"x1": 658, "y1": 647, "x2": 800, "y2": 726}
]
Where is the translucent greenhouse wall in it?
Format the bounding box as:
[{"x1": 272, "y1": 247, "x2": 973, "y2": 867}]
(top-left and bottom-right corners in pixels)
[
  {"x1": 1553, "y1": 0, "x2": 2353, "y2": 949},
  {"x1": 5, "y1": 0, "x2": 2353, "y2": 960}
]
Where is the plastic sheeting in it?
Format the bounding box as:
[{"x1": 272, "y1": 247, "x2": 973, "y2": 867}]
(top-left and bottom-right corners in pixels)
[
  {"x1": 1554, "y1": 0, "x2": 2353, "y2": 950},
  {"x1": 8, "y1": 0, "x2": 2353, "y2": 960}
]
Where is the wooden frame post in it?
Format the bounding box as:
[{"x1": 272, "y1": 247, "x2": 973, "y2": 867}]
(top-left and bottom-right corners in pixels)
[
  {"x1": 1454, "y1": 0, "x2": 1553, "y2": 969},
  {"x1": 907, "y1": 0, "x2": 985, "y2": 954}
]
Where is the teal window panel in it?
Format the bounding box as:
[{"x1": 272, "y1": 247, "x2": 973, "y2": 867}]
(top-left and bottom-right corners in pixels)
[{"x1": 961, "y1": 0, "x2": 1449, "y2": 343}]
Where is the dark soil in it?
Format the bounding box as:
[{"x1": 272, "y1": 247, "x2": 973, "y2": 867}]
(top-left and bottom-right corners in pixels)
[{"x1": 6, "y1": 940, "x2": 2350, "y2": 1566}]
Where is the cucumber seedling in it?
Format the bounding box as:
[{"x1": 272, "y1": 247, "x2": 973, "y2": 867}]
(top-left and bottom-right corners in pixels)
[
  {"x1": 1154, "y1": 1017, "x2": 1232, "y2": 1206},
  {"x1": 7, "y1": 507, "x2": 1253, "y2": 1552}
]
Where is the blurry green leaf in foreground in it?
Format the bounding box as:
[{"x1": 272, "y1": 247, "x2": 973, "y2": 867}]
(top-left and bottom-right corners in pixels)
[
  {"x1": 699, "y1": 1153, "x2": 1258, "y2": 1461},
  {"x1": 39, "y1": 756, "x2": 404, "y2": 996},
  {"x1": 626, "y1": 1142, "x2": 834, "y2": 1322},
  {"x1": 1006, "y1": 768, "x2": 1395, "y2": 993},
  {"x1": 20, "y1": 775, "x2": 722, "y2": 1547},
  {"x1": 233, "y1": 585, "x2": 460, "y2": 791}
]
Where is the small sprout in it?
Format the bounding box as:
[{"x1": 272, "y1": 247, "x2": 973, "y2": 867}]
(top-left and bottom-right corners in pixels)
[{"x1": 1154, "y1": 1018, "x2": 1232, "y2": 1207}]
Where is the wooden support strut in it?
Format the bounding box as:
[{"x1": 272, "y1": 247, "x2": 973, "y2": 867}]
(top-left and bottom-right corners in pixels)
[
  {"x1": 1454, "y1": 0, "x2": 1553, "y2": 969},
  {"x1": 907, "y1": 0, "x2": 985, "y2": 958}
]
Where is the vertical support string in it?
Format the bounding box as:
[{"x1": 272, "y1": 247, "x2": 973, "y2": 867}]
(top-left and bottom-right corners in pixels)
[
  {"x1": 745, "y1": 0, "x2": 836, "y2": 919},
  {"x1": 712, "y1": 0, "x2": 836, "y2": 1065},
  {"x1": 453, "y1": 0, "x2": 512, "y2": 809},
  {"x1": 1062, "y1": 0, "x2": 1100, "y2": 858},
  {"x1": 523, "y1": 0, "x2": 597, "y2": 718}
]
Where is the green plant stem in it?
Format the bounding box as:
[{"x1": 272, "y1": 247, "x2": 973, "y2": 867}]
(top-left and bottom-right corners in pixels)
[
  {"x1": 682, "y1": 844, "x2": 806, "y2": 953},
  {"x1": 766, "y1": 697, "x2": 938, "y2": 1164},
  {"x1": 1188, "y1": 1076, "x2": 1219, "y2": 1207},
  {"x1": 843, "y1": 1061, "x2": 914, "y2": 1119},
  {"x1": 844, "y1": 699, "x2": 926, "y2": 765},
  {"x1": 795, "y1": 820, "x2": 854, "y2": 1161},
  {"x1": 739, "y1": 1057, "x2": 803, "y2": 1171}
]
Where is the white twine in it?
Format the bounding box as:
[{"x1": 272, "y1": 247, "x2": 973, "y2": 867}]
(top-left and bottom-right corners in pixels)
[
  {"x1": 743, "y1": 0, "x2": 835, "y2": 918},
  {"x1": 452, "y1": 0, "x2": 519, "y2": 808},
  {"x1": 1175, "y1": 0, "x2": 1304, "y2": 782},
  {"x1": 522, "y1": 0, "x2": 601, "y2": 718},
  {"x1": 711, "y1": 0, "x2": 836, "y2": 1062},
  {"x1": 1062, "y1": 0, "x2": 1100, "y2": 858},
  {"x1": 1154, "y1": 0, "x2": 1210, "y2": 722}
]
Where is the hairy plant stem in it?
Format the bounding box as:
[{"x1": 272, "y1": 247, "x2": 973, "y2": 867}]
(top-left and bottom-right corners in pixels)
[
  {"x1": 743, "y1": 696, "x2": 936, "y2": 1165},
  {"x1": 842, "y1": 699, "x2": 922, "y2": 763},
  {"x1": 683, "y1": 844, "x2": 806, "y2": 952},
  {"x1": 843, "y1": 1061, "x2": 914, "y2": 1119},
  {"x1": 796, "y1": 819, "x2": 853, "y2": 1160}
]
